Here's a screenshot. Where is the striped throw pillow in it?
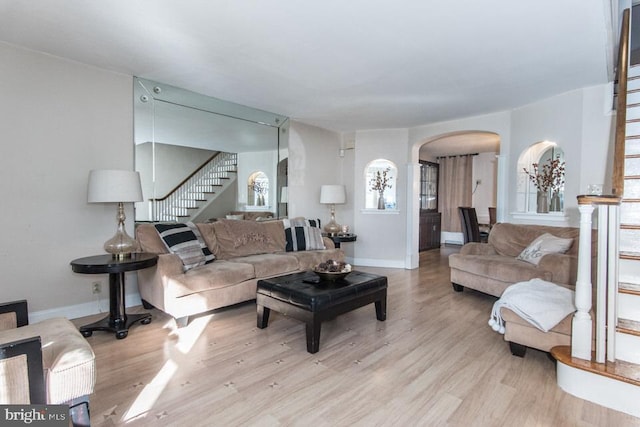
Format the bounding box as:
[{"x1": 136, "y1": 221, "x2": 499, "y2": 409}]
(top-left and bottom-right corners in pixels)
[
  {"x1": 282, "y1": 218, "x2": 325, "y2": 252},
  {"x1": 154, "y1": 222, "x2": 215, "y2": 271}
]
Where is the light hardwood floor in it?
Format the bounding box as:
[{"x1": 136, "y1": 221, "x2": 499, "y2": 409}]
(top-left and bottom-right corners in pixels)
[{"x1": 75, "y1": 247, "x2": 640, "y2": 426}]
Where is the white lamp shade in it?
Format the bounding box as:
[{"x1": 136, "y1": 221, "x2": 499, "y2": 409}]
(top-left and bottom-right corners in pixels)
[
  {"x1": 320, "y1": 185, "x2": 346, "y2": 204},
  {"x1": 87, "y1": 169, "x2": 143, "y2": 203}
]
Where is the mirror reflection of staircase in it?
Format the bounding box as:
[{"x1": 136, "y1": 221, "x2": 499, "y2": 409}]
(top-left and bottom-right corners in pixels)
[{"x1": 151, "y1": 152, "x2": 237, "y2": 222}]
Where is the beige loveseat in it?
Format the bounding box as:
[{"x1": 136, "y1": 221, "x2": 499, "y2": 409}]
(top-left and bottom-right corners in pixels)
[
  {"x1": 448, "y1": 223, "x2": 587, "y2": 296},
  {"x1": 449, "y1": 223, "x2": 595, "y2": 357},
  {"x1": 136, "y1": 219, "x2": 343, "y2": 325}
]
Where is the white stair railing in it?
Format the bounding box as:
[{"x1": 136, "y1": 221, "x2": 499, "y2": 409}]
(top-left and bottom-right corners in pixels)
[
  {"x1": 151, "y1": 152, "x2": 237, "y2": 222},
  {"x1": 572, "y1": 196, "x2": 621, "y2": 363},
  {"x1": 572, "y1": 202, "x2": 595, "y2": 360}
]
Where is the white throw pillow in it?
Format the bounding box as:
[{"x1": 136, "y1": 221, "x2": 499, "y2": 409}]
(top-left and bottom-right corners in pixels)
[
  {"x1": 516, "y1": 233, "x2": 573, "y2": 266},
  {"x1": 225, "y1": 214, "x2": 245, "y2": 220}
]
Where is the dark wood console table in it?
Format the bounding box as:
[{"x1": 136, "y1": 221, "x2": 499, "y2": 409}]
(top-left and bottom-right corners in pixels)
[{"x1": 70, "y1": 253, "x2": 158, "y2": 339}]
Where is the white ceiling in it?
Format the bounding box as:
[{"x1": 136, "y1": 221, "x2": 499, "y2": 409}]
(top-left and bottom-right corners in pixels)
[{"x1": 0, "y1": 1, "x2": 612, "y2": 132}]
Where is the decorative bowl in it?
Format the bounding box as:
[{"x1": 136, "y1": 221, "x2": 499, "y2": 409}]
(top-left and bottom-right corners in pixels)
[{"x1": 313, "y1": 269, "x2": 351, "y2": 282}]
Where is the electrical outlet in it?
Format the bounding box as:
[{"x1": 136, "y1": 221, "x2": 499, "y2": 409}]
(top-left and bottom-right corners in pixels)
[{"x1": 91, "y1": 281, "x2": 102, "y2": 294}]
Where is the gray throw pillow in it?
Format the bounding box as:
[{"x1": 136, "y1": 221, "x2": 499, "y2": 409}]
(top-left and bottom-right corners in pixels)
[{"x1": 516, "y1": 233, "x2": 573, "y2": 266}]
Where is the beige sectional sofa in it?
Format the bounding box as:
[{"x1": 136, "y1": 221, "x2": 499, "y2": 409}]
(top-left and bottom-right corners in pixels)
[
  {"x1": 136, "y1": 219, "x2": 343, "y2": 325},
  {"x1": 449, "y1": 223, "x2": 595, "y2": 356}
]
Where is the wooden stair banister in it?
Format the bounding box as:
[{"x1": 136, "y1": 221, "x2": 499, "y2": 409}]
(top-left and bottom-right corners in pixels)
[{"x1": 612, "y1": 8, "x2": 630, "y2": 197}]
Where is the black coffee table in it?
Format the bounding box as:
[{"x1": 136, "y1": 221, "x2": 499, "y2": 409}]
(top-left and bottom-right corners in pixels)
[{"x1": 256, "y1": 270, "x2": 387, "y2": 353}]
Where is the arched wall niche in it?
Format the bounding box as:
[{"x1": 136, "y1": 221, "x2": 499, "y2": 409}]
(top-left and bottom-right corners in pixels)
[{"x1": 516, "y1": 141, "x2": 565, "y2": 213}]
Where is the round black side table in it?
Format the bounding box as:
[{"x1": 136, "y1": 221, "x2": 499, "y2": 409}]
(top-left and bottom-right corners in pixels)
[
  {"x1": 324, "y1": 233, "x2": 357, "y2": 248},
  {"x1": 70, "y1": 252, "x2": 158, "y2": 339}
]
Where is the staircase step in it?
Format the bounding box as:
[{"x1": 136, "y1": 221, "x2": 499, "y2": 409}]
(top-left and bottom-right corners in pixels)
[
  {"x1": 625, "y1": 156, "x2": 640, "y2": 176},
  {"x1": 618, "y1": 319, "x2": 640, "y2": 337},
  {"x1": 623, "y1": 178, "x2": 640, "y2": 198},
  {"x1": 620, "y1": 252, "x2": 640, "y2": 261},
  {"x1": 627, "y1": 91, "x2": 640, "y2": 105},
  {"x1": 626, "y1": 139, "x2": 640, "y2": 155},
  {"x1": 626, "y1": 122, "x2": 640, "y2": 136},
  {"x1": 619, "y1": 228, "x2": 640, "y2": 253},
  {"x1": 620, "y1": 202, "x2": 640, "y2": 226},
  {"x1": 616, "y1": 331, "x2": 640, "y2": 364},
  {"x1": 552, "y1": 345, "x2": 640, "y2": 386},
  {"x1": 554, "y1": 343, "x2": 640, "y2": 417},
  {"x1": 621, "y1": 224, "x2": 640, "y2": 230},
  {"x1": 620, "y1": 282, "x2": 640, "y2": 296},
  {"x1": 620, "y1": 292, "x2": 640, "y2": 323}
]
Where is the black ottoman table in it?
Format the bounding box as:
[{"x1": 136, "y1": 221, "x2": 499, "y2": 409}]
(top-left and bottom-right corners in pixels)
[{"x1": 256, "y1": 270, "x2": 387, "y2": 353}]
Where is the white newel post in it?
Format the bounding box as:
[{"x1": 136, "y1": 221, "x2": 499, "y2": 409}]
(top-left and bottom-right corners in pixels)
[{"x1": 572, "y1": 203, "x2": 594, "y2": 360}]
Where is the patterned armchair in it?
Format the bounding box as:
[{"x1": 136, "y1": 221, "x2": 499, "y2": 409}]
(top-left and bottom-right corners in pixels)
[{"x1": 0, "y1": 300, "x2": 96, "y2": 426}]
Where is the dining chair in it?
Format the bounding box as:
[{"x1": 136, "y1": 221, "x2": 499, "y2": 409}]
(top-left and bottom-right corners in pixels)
[{"x1": 458, "y1": 207, "x2": 489, "y2": 244}]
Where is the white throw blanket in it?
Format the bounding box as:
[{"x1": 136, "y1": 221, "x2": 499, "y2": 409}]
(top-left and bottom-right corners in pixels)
[{"x1": 488, "y1": 278, "x2": 576, "y2": 334}]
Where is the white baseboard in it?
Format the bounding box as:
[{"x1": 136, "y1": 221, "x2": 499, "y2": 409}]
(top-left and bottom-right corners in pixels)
[
  {"x1": 30, "y1": 292, "x2": 142, "y2": 323},
  {"x1": 442, "y1": 231, "x2": 463, "y2": 245},
  {"x1": 352, "y1": 258, "x2": 406, "y2": 269}
]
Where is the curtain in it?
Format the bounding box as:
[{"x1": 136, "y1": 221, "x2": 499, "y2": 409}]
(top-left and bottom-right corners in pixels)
[{"x1": 438, "y1": 155, "x2": 473, "y2": 232}]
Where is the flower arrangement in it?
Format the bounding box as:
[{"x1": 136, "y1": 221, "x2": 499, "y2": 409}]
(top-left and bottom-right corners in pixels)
[
  {"x1": 523, "y1": 156, "x2": 565, "y2": 194},
  {"x1": 250, "y1": 181, "x2": 268, "y2": 195},
  {"x1": 369, "y1": 167, "x2": 393, "y2": 194}
]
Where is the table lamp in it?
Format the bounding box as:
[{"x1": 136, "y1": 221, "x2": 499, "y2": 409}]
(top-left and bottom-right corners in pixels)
[
  {"x1": 88, "y1": 169, "x2": 143, "y2": 259},
  {"x1": 320, "y1": 185, "x2": 346, "y2": 235}
]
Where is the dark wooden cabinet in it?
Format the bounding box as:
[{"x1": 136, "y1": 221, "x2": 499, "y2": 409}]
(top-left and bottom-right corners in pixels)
[
  {"x1": 419, "y1": 161, "x2": 441, "y2": 251},
  {"x1": 420, "y1": 212, "x2": 441, "y2": 251}
]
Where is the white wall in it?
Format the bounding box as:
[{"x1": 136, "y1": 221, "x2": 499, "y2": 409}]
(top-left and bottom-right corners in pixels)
[
  {"x1": 353, "y1": 129, "x2": 409, "y2": 268},
  {"x1": 0, "y1": 42, "x2": 135, "y2": 319},
  {"x1": 287, "y1": 121, "x2": 345, "y2": 226},
  {"x1": 472, "y1": 152, "x2": 498, "y2": 224},
  {"x1": 509, "y1": 85, "x2": 613, "y2": 226}
]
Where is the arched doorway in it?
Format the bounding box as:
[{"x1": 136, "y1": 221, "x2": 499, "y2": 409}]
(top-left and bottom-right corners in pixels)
[{"x1": 412, "y1": 131, "x2": 501, "y2": 261}]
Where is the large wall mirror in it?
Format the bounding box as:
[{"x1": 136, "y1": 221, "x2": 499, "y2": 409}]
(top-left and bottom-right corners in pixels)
[{"x1": 134, "y1": 78, "x2": 289, "y2": 222}]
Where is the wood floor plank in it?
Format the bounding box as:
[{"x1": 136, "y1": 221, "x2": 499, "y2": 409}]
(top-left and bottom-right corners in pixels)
[{"x1": 72, "y1": 247, "x2": 640, "y2": 426}]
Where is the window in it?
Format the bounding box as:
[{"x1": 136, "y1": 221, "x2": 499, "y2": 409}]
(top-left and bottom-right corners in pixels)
[
  {"x1": 365, "y1": 159, "x2": 397, "y2": 209},
  {"x1": 516, "y1": 141, "x2": 565, "y2": 213},
  {"x1": 247, "y1": 171, "x2": 269, "y2": 207}
]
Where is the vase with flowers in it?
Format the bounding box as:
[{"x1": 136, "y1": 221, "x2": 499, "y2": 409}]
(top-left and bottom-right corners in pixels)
[
  {"x1": 370, "y1": 167, "x2": 393, "y2": 210},
  {"x1": 523, "y1": 156, "x2": 565, "y2": 213},
  {"x1": 250, "y1": 181, "x2": 268, "y2": 206}
]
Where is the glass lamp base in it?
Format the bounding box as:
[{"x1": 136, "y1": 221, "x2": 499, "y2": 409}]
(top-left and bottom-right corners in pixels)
[
  {"x1": 105, "y1": 202, "x2": 138, "y2": 259},
  {"x1": 324, "y1": 220, "x2": 342, "y2": 235},
  {"x1": 104, "y1": 230, "x2": 137, "y2": 259}
]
